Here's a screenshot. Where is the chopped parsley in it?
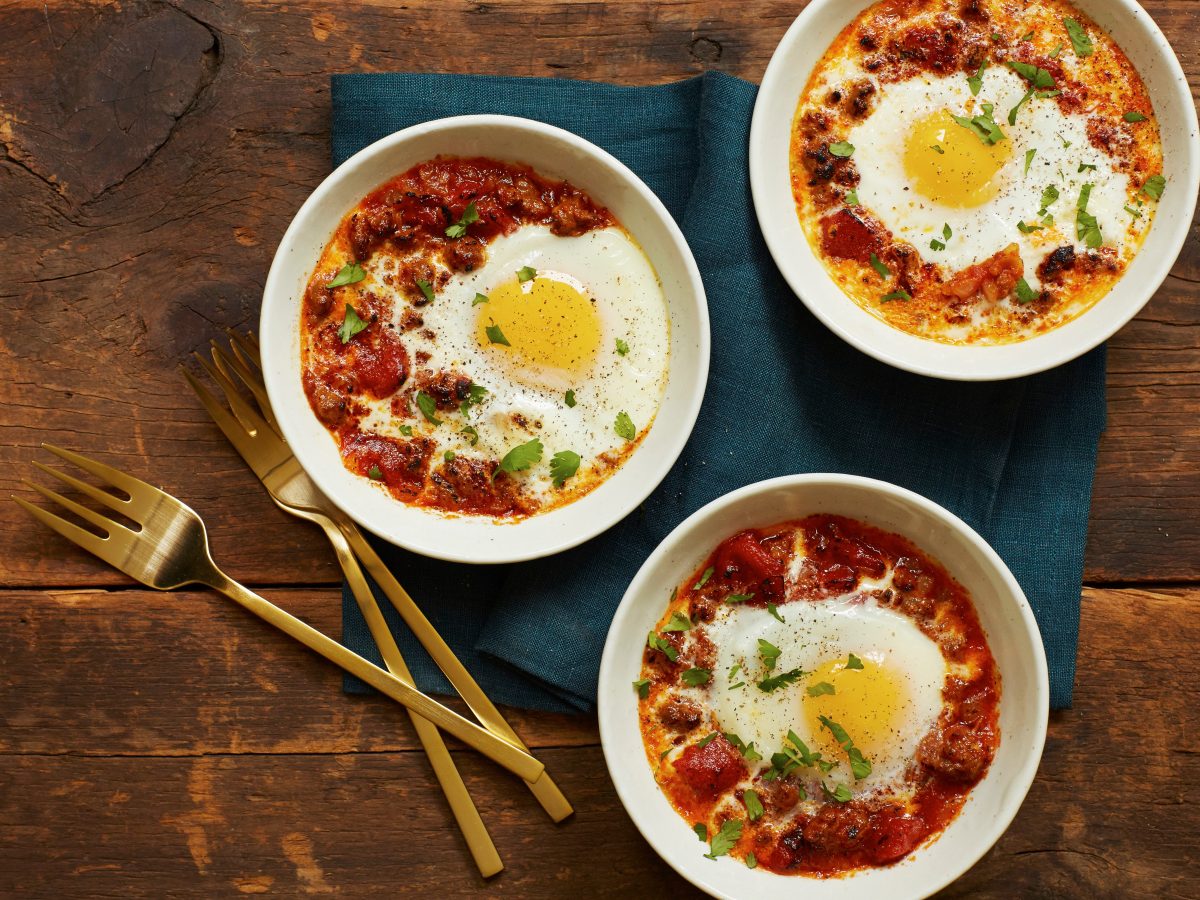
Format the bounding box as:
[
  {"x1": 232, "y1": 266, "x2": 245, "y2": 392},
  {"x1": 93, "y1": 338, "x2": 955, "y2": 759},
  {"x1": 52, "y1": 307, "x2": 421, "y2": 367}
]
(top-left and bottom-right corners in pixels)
[
  {"x1": 415, "y1": 390, "x2": 442, "y2": 426},
  {"x1": 822, "y1": 782, "x2": 853, "y2": 803},
  {"x1": 1017, "y1": 220, "x2": 1042, "y2": 234},
  {"x1": 746, "y1": 853, "x2": 757, "y2": 869},
  {"x1": 472, "y1": 292, "x2": 489, "y2": 306},
  {"x1": 743, "y1": 789, "x2": 764, "y2": 822},
  {"x1": 1049, "y1": 43, "x2": 1064, "y2": 59},
  {"x1": 1124, "y1": 204, "x2": 1143, "y2": 219},
  {"x1": 497, "y1": 438, "x2": 543, "y2": 477},
  {"x1": 807, "y1": 681, "x2": 836, "y2": 697},
  {"x1": 967, "y1": 60, "x2": 985, "y2": 96},
  {"x1": 661, "y1": 611, "x2": 692, "y2": 633},
  {"x1": 682, "y1": 667, "x2": 711, "y2": 686},
  {"x1": 1064, "y1": 16, "x2": 1094, "y2": 58},
  {"x1": 766, "y1": 602, "x2": 785, "y2": 623},
  {"x1": 1078, "y1": 162, "x2": 1097, "y2": 173},
  {"x1": 1142, "y1": 174, "x2": 1166, "y2": 200},
  {"x1": 1076, "y1": 182, "x2": 1103, "y2": 248},
  {"x1": 828, "y1": 141, "x2": 855, "y2": 158},
  {"x1": 614, "y1": 411, "x2": 636, "y2": 441},
  {"x1": 564, "y1": 389, "x2": 577, "y2": 408},
  {"x1": 693, "y1": 823, "x2": 708, "y2": 842},
  {"x1": 485, "y1": 322, "x2": 511, "y2": 346},
  {"x1": 517, "y1": 265, "x2": 536, "y2": 283},
  {"x1": 444, "y1": 201, "x2": 480, "y2": 238},
  {"x1": 444, "y1": 450, "x2": 455, "y2": 462},
  {"x1": 549, "y1": 450, "x2": 581, "y2": 488},
  {"x1": 931, "y1": 222, "x2": 952, "y2": 251},
  {"x1": 367, "y1": 465, "x2": 384, "y2": 480},
  {"x1": 869, "y1": 252, "x2": 891, "y2": 279},
  {"x1": 724, "y1": 732, "x2": 762, "y2": 762},
  {"x1": 337, "y1": 305, "x2": 369, "y2": 343},
  {"x1": 1015, "y1": 277, "x2": 1040, "y2": 303},
  {"x1": 726, "y1": 593, "x2": 753, "y2": 604},
  {"x1": 328, "y1": 261, "x2": 366, "y2": 288},
  {"x1": 1123, "y1": 111, "x2": 1148, "y2": 123},
  {"x1": 647, "y1": 631, "x2": 678, "y2": 662},
  {"x1": 819, "y1": 715, "x2": 873, "y2": 780},
  {"x1": 881, "y1": 290, "x2": 911, "y2": 303},
  {"x1": 758, "y1": 638, "x2": 782, "y2": 672},
  {"x1": 763, "y1": 730, "x2": 831, "y2": 781},
  {"x1": 632, "y1": 678, "x2": 650, "y2": 699},
  {"x1": 1008, "y1": 60, "x2": 1057, "y2": 87},
  {"x1": 757, "y1": 667, "x2": 805, "y2": 693},
  {"x1": 615, "y1": 338, "x2": 630, "y2": 356},
  {"x1": 696, "y1": 732, "x2": 718, "y2": 749},
  {"x1": 397, "y1": 424, "x2": 413, "y2": 437},
  {"x1": 460, "y1": 425, "x2": 479, "y2": 446},
  {"x1": 844, "y1": 188, "x2": 859, "y2": 206},
  {"x1": 931, "y1": 144, "x2": 944, "y2": 154},
  {"x1": 416, "y1": 278, "x2": 436, "y2": 304},
  {"x1": 694, "y1": 567, "x2": 714, "y2": 590},
  {"x1": 704, "y1": 819, "x2": 743, "y2": 860},
  {"x1": 459, "y1": 383, "x2": 488, "y2": 417},
  {"x1": 1039, "y1": 184, "x2": 1060, "y2": 216},
  {"x1": 951, "y1": 102, "x2": 1006, "y2": 145},
  {"x1": 846, "y1": 653, "x2": 864, "y2": 670}
]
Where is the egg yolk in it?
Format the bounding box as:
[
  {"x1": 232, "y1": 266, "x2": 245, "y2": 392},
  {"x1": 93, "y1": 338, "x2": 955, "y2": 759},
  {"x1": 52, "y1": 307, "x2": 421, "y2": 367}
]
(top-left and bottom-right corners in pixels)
[
  {"x1": 904, "y1": 109, "x2": 1010, "y2": 208},
  {"x1": 803, "y1": 656, "x2": 908, "y2": 763},
  {"x1": 477, "y1": 273, "x2": 601, "y2": 375}
]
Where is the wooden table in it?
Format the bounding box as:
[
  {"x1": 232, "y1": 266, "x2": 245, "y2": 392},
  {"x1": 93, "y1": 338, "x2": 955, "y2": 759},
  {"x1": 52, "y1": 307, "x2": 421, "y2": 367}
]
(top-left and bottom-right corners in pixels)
[{"x1": 1, "y1": 1, "x2": 1197, "y2": 896}]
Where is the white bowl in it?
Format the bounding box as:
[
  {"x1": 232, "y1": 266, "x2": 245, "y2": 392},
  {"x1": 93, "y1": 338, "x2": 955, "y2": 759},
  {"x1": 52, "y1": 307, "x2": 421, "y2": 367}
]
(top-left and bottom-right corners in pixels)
[
  {"x1": 598, "y1": 475, "x2": 1048, "y2": 900},
  {"x1": 749, "y1": 0, "x2": 1199, "y2": 381},
  {"x1": 260, "y1": 115, "x2": 709, "y2": 564}
]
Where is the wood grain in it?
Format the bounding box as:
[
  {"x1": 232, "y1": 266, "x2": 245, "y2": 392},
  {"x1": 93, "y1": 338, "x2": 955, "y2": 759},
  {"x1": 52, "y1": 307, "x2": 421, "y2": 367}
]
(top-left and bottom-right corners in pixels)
[
  {"x1": 1, "y1": 586, "x2": 1197, "y2": 896},
  {"x1": 0, "y1": 0, "x2": 1198, "y2": 587}
]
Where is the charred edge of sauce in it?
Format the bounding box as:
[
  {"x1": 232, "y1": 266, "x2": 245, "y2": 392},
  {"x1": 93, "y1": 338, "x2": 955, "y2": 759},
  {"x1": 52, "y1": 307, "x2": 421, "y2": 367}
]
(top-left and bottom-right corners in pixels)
[
  {"x1": 638, "y1": 514, "x2": 1000, "y2": 877},
  {"x1": 299, "y1": 156, "x2": 616, "y2": 518}
]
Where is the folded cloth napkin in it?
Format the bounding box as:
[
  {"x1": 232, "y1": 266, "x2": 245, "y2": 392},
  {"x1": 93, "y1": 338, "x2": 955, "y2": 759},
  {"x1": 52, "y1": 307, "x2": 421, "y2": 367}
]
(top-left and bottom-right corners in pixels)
[{"x1": 332, "y1": 71, "x2": 1105, "y2": 713}]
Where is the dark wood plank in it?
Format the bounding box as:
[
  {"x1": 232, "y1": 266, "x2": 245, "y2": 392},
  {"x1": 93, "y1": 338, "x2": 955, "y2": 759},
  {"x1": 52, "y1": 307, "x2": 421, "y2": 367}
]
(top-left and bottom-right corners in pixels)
[
  {"x1": 0, "y1": 0, "x2": 1198, "y2": 588},
  {"x1": 1, "y1": 586, "x2": 1197, "y2": 896}
]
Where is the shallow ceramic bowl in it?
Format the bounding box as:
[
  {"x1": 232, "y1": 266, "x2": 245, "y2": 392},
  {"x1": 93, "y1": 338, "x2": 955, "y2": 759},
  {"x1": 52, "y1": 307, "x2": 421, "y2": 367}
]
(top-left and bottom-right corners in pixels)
[
  {"x1": 749, "y1": 0, "x2": 1199, "y2": 380},
  {"x1": 260, "y1": 115, "x2": 709, "y2": 564},
  {"x1": 598, "y1": 474, "x2": 1048, "y2": 899}
]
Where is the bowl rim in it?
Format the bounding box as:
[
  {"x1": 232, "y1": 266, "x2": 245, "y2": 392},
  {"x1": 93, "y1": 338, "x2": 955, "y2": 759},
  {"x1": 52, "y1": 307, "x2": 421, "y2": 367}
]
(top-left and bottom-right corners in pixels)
[
  {"x1": 259, "y1": 113, "x2": 710, "y2": 564},
  {"x1": 748, "y1": 0, "x2": 1200, "y2": 381},
  {"x1": 597, "y1": 473, "x2": 1049, "y2": 899}
]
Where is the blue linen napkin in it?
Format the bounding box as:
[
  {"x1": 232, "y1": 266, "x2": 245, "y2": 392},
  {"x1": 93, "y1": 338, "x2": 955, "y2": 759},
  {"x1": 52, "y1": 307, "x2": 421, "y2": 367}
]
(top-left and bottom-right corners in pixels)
[{"x1": 332, "y1": 71, "x2": 1104, "y2": 712}]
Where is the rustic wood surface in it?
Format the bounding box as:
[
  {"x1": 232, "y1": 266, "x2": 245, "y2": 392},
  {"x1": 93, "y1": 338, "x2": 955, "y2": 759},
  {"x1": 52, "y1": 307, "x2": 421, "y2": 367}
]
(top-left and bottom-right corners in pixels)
[{"x1": 0, "y1": 0, "x2": 1197, "y2": 897}]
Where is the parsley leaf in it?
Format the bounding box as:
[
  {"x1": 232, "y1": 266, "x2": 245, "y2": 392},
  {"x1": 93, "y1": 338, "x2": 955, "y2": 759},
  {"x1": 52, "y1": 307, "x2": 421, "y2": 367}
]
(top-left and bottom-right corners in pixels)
[
  {"x1": 1017, "y1": 220, "x2": 1041, "y2": 234},
  {"x1": 844, "y1": 188, "x2": 859, "y2": 206},
  {"x1": 416, "y1": 279, "x2": 435, "y2": 304},
  {"x1": 460, "y1": 425, "x2": 479, "y2": 446},
  {"x1": 726, "y1": 592, "x2": 753, "y2": 604},
  {"x1": 846, "y1": 653, "x2": 864, "y2": 670},
  {"x1": 614, "y1": 411, "x2": 636, "y2": 441},
  {"x1": 696, "y1": 732, "x2": 718, "y2": 749},
  {"x1": 743, "y1": 789, "x2": 764, "y2": 822},
  {"x1": 694, "y1": 567, "x2": 714, "y2": 590},
  {"x1": 766, "y1": 602, "x2": 785, "y2": 623},
  {"x1": 497, "y1": 438, "x2": 543, "y2": 476},
  {"x1": 485, "y1": 322, "x2": 511, "y2": 346},
  {"x1": 549, "y1": 450, "x2": 581, "y2": 488},
  {"x1": 632, "y1": 678, "x2": 650, "y2": 699},
  {"x1": 1064, "y1": 17, "x2": 1094, "y2": 58},
  {"x1": 819, "y1": 715, "x2": 873, "y2": 780},
  {"x1": 682, "y1": 667, "x2": 711, "y2": 686},
  {"x1": 1039, "y1": 184, "x2": 1060, "y2": 215},
  {"x1": 615, "y1": 338, "x2": 630, "y2": 356},
  {"x1": 1123, "y1": 111, "x2": 1147, "y2": 123},
  {"x1": 415, "y1": 390, "x2": 442, "y2": 426},
  {"x1": 930, "y1": 238, "x2": 946, "y2": 252},
  {"x1": 444, "y1": 450, "x2": 456, "y2": 462},
  {"x1": 367, "y1": 465, "x2": 384, "y2": 480},
  {"x1": 757, "y1": 667, "x2": 805, "y2": 693},
  {"x1": 1142, "y1": 174, "x2": 1166, "y2": 200},
  {"x1": 704, "y1": 819, "x2": 743, "y2": 860},
  {"x1": 1078, "y1": 162, "x2": 1097, "y2": 173},
  {"x1": 1008, "y1": 88, "x2": 1036, "y2": 126},
  {"x1": 647, "y1": 631, "x2": 678, "y2": 663},
  {"x1": 517, "y1": 265, "x2": 536, "y2": 283},
  {"x1": 1015, "y1": 277, "x2": 1040, "y2": 304},
  {"x1": 337, "y1": 305, "x2": 369, "y2": 343},
  {"x1": 951, "y1": 102, "x2": 1006, "y2": 145},
  {"x1": 821, "y1": 782, "x2": 853, "y2": 803},
  {"x1": 758, "y1": 638, "x2": 782, "y2": 672},
  {"x1": 459, "y1": 383, "x2": 488, "y2": 417},
  {"x1": 931, "y1": 144, "x2": 944, "y2": 154},
  {"x1": 662, "y1": 611, "x2": 693, "y2": 633},
  {"x1": 1124, "y1": 204, "x2": 1143, "y2": 219},
  {"x1": 807, "y1": 681, "x2": 836, "y2": 697},
  {"x1": 828, "y1": 141, "x2": 855, "y2": 158},
  {"x1": 1049, "y1": 42, "x2": 1064, "y2": 58},
  {"x1": 763, "y1": 730, "x2": 830, "y2": 781},
  {"x1": 398, "y1": 424, "x2": 413, "y2": 437},
  {"x1": 881, "y1": 290, "x2": 911, "y2": 303},
  {"x1": 1076, "y1": 183, "x2": 1103, "y2": 248},
  {"x1": 693, "y1": 823, "x2": 708, "y2": 842},
  {"x1": 444, "y1": 201, "x2": 480, "y2": 238},
  {"x1": 869, "y1": 252, "x2": 891, "y2": 279},
  {"x1": 472, "y1": 292, "x2": 489, "y2": 306},
  {"x1": 746, "y1": 852, "x2": 757, "y2": 869},
  {"x1": 724, "y1": 732, "x2": 762, "y2": 761},
  {"x1": 329, "y1": 261, "x2": 366, "y2": 288},
  {"x1": 564, "y1": 389, "x2": 577, "y2": 408},
  {"x1": 967, "y1": 60, "x2": 986, "y2": 96}
]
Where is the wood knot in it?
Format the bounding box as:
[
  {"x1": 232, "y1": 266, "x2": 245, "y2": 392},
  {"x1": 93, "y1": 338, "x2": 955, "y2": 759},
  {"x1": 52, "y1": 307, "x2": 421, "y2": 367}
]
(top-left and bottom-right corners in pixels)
[{"x1": 689, "y1": 37, "x2": 723, "y2": 63}]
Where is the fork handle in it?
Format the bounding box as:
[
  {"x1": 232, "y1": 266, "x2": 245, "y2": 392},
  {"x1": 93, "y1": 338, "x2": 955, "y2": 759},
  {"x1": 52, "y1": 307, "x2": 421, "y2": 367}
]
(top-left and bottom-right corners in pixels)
[
  {"x1": 204, "y1": 572, "x2": 544, "y2": 784},
  {"x1": 334, "y1": 515, "x2": 573, "y2": 823}
]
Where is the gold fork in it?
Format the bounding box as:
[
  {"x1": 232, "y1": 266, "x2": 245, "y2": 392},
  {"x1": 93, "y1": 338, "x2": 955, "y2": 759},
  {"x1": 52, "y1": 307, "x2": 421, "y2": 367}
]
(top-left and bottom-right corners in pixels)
[
  {"x1": 202, "y1": 331, "x2": 573, "y2": 824},
  {"x1": 12, "y1": 444, "x2": 543, "y2": 784},
  {"x1": 184, "y1": 350, "x2": 503, "y2": 877}
]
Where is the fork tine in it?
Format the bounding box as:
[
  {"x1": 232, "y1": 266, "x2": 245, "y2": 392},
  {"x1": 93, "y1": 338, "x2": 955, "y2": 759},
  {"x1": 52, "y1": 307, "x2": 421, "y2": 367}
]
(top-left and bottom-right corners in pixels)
[
  {"x1": 180, "y1": 367, "x2": 263, "y2": 465},
  {"x1": 193, "y1": 351, "x2": 271, "y2": 437},
  {"x1": 227, "y1": 328, "x2": 262, "y2": 369},
  {"x1": 41, "y1": 443, "x2": 155, "y2": 503},
  {"x1": 211, "y1": 341, "x2": 279, "y2": 434},
  {"x1": 31, "y1": 460, "x2": 133, "y2": 516},
  {"x1": 12, "y1": 494, "x2": 117, "y2": 561},
  {"x1": 23, "y1": 479, "x2": 137, "y2": 537}
]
